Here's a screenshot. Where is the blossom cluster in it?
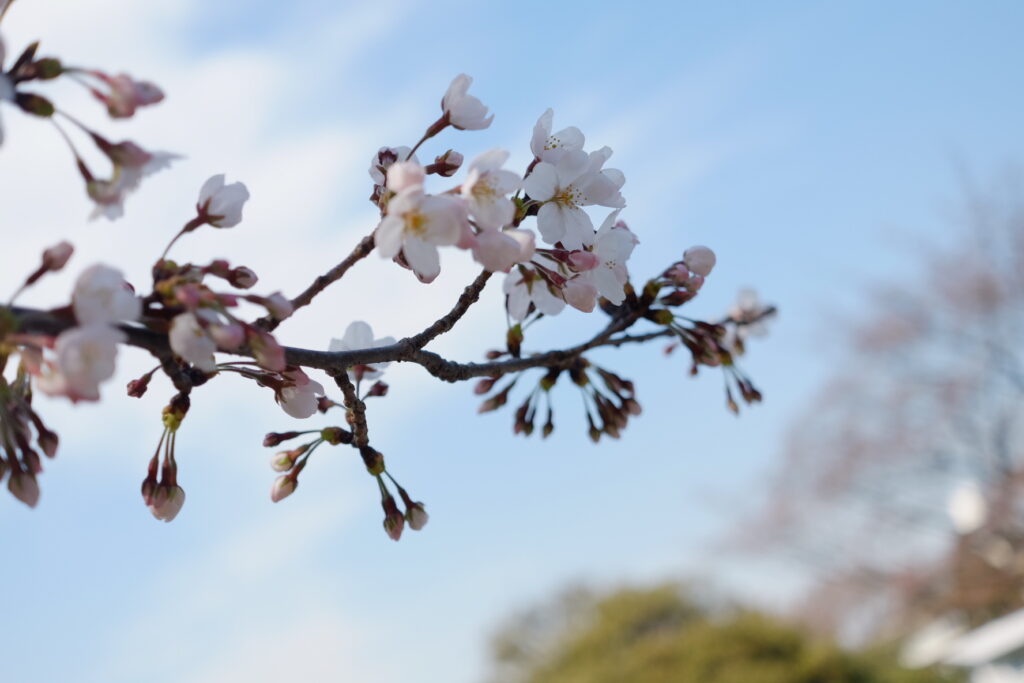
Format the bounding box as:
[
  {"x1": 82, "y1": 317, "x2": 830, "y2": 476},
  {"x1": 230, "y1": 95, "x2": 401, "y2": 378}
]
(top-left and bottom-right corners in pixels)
[{"x1": 0, "y1": 7, "x2": 773, "y2": 541}]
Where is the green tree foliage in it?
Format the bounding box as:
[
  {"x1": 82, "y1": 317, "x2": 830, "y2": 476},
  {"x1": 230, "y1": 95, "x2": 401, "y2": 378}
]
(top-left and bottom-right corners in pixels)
[{"x1": 488, "y1": 585, "x2": 963, "y2": 683}]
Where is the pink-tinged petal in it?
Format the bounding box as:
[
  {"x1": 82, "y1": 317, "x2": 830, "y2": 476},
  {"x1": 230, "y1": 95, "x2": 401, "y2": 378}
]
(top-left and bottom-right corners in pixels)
[
  {"x1": 472, "y1": 230, "x2": 521, "y2": 272},
  {"x1": 506, "y1": 229, "x2": 536, "y2": 264},
  {"x1": 374, "y1": 215, "x2": 404, "y2": 258},
  {"x1": 565, "y1": 278, "x2": 598, "y2": 313},
  {"x1": 386, "y1": 161, "x2": 425, "y2": 193},
  {"x1": 403, "y1": 236, "x2": 441, "y2": 282},
  {"x1": 522, "y1": 163, "x2": 558, "y2": 201}
]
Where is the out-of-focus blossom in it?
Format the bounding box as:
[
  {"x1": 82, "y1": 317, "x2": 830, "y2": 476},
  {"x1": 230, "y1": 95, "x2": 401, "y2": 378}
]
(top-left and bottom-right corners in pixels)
[
  {"x1": 328, "y1": 321, "x2": 396, "y2": 382},
  {"x1": 276, "y1": 369, "x2": 325, "y2": 419},
  {"x1": 564, "y1": 277, "x2": 598, "y2": 313},
  {"x1": 369, "y1": 146, "x2": 418, "y2": 186},
  {"x1": 197, "y1": 174, "x2": 250, "y2": 228},
  {"x1": 386, "y1": 160, "x2": 426, "y2": 194},
  {"x1": 530, "y1": 108, "x2": 584, "y2": 164},
  {"x1": 472, "y1": 228, "x2": 535, "y2": 273},
  {"x1": 36, "y1": 325, "x2": 126, "y2": 402},
  {"x1": 461, "y1": 148, "x2": 520, "y2": 230},
  {"x1": 148, "y1": 484, "x2": 186, "y2": 522},
  {"x1": 72, "y1": 264, "x2": 141, "y2": 325},
  {"x1": 85, "y1": 140, "x2": 177, "y2": 221},
  {"x1": 271, "y1": 474, "x2": 296, "y2": 502},
  {"x1": 169, "y1": 312, "x2": 217, "y2": 372},
  {"x1": 406, "y1": 502, "x2": 429, "y2": 530},
  {"x1": 89, "y1": 71, "x2": 164, "y2": 118},
  {"x1": 683, "y1": 245, "x2": 716, "y2": 277},
  {"x1": 8, "y1": 471, "x2": 40, "y2": 508},
  {"x1": 42, "y1": 241, "x2": 74, "y2": 272},
  {"x1": 442, "y1": 73, "x2": 492, "y2": 130}
]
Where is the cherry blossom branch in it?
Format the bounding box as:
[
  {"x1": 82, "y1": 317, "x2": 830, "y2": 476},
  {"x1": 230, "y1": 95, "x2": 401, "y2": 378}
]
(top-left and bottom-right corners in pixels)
[
  {"x1": 331, "y1": 370, "x2": 370, "y2": 447},
  {"x1": 402, "y1": 269, "x2": 491, "y2": 349},
  {"x1": 257, "y1": 232, "x2": 376, "y2": 331}
]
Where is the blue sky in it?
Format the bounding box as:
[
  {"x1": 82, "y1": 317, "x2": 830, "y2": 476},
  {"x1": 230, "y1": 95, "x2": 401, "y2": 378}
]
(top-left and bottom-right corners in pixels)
[{"x1": 2, "y1": 1, "x2": 1023, "y2": 681}]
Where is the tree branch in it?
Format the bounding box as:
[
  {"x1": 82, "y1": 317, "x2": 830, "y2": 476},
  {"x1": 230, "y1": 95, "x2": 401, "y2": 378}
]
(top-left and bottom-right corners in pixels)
[{"x1": 257, "y1": 232, "x2": 376, "y2": 331}]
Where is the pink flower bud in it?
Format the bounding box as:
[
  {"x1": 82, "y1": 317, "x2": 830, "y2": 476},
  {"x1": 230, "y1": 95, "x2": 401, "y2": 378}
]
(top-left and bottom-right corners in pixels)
[
  {"x1": 270, "y1": 450, "x2": 298, "y2": 472},
  {"x1": 8, "y1": 471, "x2": 40, "y2": 508},
  {"x1": 229, "y1": 266, "x2": 258, "y2": 289},
  {"x1": 406, "y1": 503, "x2": 429, "y2": 531},
  {"x1": 682, "y1": 246, "x2": 716, "y2": 277},
  {"x1": 148, "y1": 484, "x2": 186, "y2": 522},
  {"x1": 568, "y1": 250, "x2": 600, "y2": 272},
  {"x1": 209, "y1": 322, "x2": 245, "y2": 350},
  {"x1": 42, "y1": 241, "x2": 74, "y2": 272},
  {"x1": 271, "y1": 474, "x2": 297, "y2": 502},
  {"x1": 36, "y1": 429, "x2": 58, "y2": 458},
  {"x1": 264, "y1": 292, "x2": 293, "y2": 320}
]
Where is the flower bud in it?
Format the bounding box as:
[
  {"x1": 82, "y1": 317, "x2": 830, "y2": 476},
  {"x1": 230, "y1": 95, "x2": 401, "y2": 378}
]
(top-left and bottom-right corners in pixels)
[
  {"x1": 406, "y1": 503, "x2": 429, "y2": 531},
  {"x1": 42, "y1": 241, "x2": 74, "y2": 272},
  {"x1": 382, "y1": 494, "x2": 405, "y2": 541},
  {"x1": 270, "y1": 474, "x2": 297, "y2": 502},
  {"x1": 229, "y1": 266, "x2": 258, "y2": 289},
  {"x1": 321, "y1": 427, "x2": 352, "y2": 445},
  {"x1": 8, "y1": 471, "x2": 40, "y2": 508},
  {"x1": 263, "y1": 431, "x2": 302, "y2": 447},
  {"x1": 270, "y1": 449, "x2": 301, "y2": 472},
  {"x1": 682, "y1": 246, "x2": 716, "y2": 277},
  {"x1": 366, "y1": 381, "x2": 389, "y2": 398}
]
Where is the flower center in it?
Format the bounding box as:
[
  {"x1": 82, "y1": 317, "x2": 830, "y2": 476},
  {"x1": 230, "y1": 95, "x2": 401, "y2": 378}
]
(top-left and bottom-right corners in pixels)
[{"x1": 403, "y1": 210, "x2": 428, "y2": 236}]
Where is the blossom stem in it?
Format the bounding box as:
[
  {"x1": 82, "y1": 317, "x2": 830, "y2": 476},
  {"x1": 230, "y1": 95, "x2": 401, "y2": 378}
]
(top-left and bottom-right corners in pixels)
[{"x1": 159, "y1": 216, "x2": 207, "y2": 262}]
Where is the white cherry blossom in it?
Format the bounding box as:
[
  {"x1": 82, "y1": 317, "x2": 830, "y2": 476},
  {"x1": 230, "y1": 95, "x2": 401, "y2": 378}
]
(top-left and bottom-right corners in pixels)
[
  {"x1": 198, "y1": 174, "x2": 250, "y2": 228},
  {"x1": 580, "y1": 210, "x2": 638, "y2": 305},
  {"x1": 276, "y1": 369, "x2": 325, "y2": 419},
  {"x1": 503, "y1": 263, "x2": 567, "y2": 322},
  {"x1": 683, "y1": 246, "x2": 716, "y2": 277},
  {"x1": 442, "y1": 74, "x2": 492, "y2": 130},
  {"x1": 36, "y1": 325, "x2": 126, "y2": 402},
  {"x1": 72, "y1": 264, "x2": 142, "y2": 325},
  {"x1": 461, "y1": 148, "x2": 520, "y2": 230},
  {"x1": 522, "y1": 148, "x2": 626, "y2": 250},
  {"x1": 375, "y1": 186, "x2": 468, "y2": 282},
  {"x1": 530, "y1": 108, "x2": 584, "y2": 164},
  {"x1": 168, "y1": 312, "x2": 217, "y2": 372},
  {"x1": 472, "y1": 228, "x2": 535, "y2": 273},
  {"x1": 328, "y1": 321, "x2": 396, "y2": 382}
]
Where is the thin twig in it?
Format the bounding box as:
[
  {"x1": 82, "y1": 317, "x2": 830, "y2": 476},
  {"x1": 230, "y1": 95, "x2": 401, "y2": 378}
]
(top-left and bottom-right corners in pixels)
[{"x1": 257, "y1": 232, "x2": 376, "y2": 331}]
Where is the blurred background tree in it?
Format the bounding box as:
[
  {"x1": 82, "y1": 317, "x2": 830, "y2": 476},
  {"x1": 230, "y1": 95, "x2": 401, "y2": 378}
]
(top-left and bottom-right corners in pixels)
[
  {"x1": 486, "y1": 583, "x2": 960, "y2": 683},
  {"x1": 730, "y1": 172, "x2": 1024, "y2": 641}
]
